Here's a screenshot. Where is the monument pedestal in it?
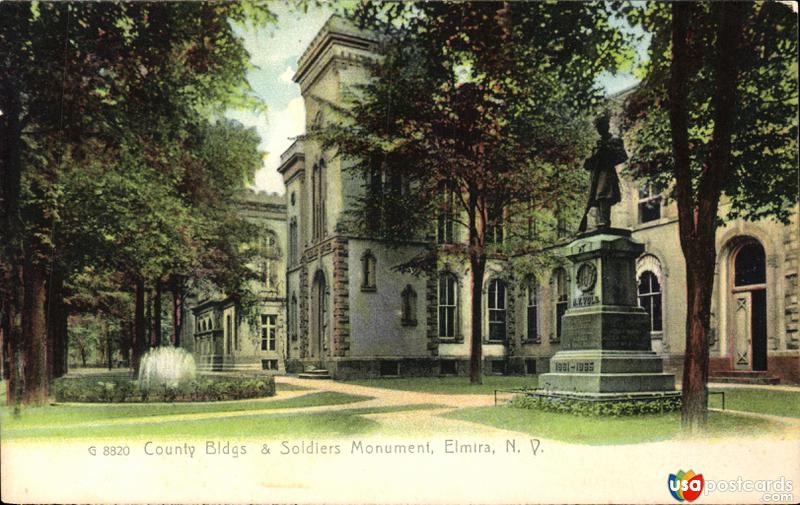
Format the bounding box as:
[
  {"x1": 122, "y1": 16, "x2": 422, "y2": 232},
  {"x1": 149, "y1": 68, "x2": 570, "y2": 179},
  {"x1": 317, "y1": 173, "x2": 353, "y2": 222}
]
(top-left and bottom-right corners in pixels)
[{"x1": 540, "y1": 229, "x2": 677, "y2": 399}]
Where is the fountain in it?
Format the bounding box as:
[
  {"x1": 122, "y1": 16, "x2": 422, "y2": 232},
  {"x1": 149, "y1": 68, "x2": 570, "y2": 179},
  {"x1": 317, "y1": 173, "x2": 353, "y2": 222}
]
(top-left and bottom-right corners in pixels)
[{"x1": 138, "y1": 347, "x2": 197, "y2": 391}]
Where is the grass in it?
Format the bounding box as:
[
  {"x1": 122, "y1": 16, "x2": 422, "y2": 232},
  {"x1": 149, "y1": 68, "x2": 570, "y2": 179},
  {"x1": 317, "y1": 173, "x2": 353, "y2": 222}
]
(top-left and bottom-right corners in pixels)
[
  {"x1": 2, "y1": 411, "x2": 380, "y2": 440},
  {"x1": 347, "y1": 375, "x2": 539, "y2": 395},
  {"x1": 0, "y1": 391, "x2": 370, "y2": 431},
  {"x1": 1, "y1": 402, "x2": 444, "y2": 442},
  {"x1": 709, "y1": 387, "x2": 800, "y2": 418},
  {"x1": 445, "y1": 405, "x2": 783, "y2": 445}
]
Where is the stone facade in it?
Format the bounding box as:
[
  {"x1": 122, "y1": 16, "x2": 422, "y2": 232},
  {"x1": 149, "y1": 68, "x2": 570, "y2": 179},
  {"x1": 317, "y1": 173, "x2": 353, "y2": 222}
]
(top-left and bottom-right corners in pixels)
[
  {"x1": 278, "y1": 15, "x2": 800, "y2": 383},
  {"x1": 183, "y1": 190, "x2": 288, "y2": 373}
]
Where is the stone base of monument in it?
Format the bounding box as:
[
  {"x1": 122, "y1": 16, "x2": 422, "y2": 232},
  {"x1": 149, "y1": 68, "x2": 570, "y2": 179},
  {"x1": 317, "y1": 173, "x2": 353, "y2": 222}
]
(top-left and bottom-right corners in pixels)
[
  {"x1": 537, "y1": 228, "x2": 677, "y2": 404},
  {"x1": 541, "y1": 350, "x2": 676, "y2": 393}
]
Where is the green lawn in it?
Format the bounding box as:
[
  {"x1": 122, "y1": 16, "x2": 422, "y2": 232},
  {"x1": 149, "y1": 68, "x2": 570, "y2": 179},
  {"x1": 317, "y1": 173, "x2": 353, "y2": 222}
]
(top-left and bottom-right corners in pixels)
[
  {"x1": 2, "y1": 402, "x2": 443, "y2": 441},
  {"x1": 0, "y1": 391, "x2": 370, "y2": 431},
  {"x1": 709, "y1": 387, "x2": 800, "y2": 418},
  {"x1": 445, "y1": 406, "x2": 782, "y2": 445},
  {"x1": 347, "y1": 375, "x2": 539, "y2": 395},
  {"x1": 2, "y1": 411, "x2": 379, "y2": 440}
]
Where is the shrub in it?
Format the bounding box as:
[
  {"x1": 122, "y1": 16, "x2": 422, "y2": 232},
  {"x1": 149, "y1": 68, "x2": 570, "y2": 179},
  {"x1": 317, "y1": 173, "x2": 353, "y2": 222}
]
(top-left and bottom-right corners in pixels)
[
  {"x1": 511, "y1": 394, "x2": 681, "y2": 416},
  {"x1": 51, "y1": 375, "x2": 276, "y2": 403}
]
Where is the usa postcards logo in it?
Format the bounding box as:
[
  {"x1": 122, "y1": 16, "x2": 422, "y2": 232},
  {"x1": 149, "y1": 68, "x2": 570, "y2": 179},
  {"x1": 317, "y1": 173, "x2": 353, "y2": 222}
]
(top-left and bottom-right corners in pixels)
[{"x1": 669, "y1": 470, "x2": 705, "y2": 502}]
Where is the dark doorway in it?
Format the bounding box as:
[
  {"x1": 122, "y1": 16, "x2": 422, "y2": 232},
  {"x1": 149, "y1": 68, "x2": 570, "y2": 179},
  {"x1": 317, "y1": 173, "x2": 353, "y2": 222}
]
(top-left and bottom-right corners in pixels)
[
  {"x1": 751, "y1": 289, "x2": 767, "y2": 371},
  {"x1": 732, "y1": 240, "x2": 768, "y2": 372}
]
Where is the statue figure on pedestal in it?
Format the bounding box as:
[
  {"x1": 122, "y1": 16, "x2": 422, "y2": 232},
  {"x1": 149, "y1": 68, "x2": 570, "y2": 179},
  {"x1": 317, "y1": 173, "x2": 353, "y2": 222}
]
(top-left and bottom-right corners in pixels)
[{"x1": 578, "y1": 112, "x2": 628, "y2": 232}]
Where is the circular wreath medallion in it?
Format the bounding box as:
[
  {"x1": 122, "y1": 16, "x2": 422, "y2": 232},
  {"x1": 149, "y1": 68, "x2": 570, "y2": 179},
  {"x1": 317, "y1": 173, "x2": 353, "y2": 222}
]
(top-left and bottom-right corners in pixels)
[{"x1": 576, "y1": 263, "x2": 597, "y2": 293}]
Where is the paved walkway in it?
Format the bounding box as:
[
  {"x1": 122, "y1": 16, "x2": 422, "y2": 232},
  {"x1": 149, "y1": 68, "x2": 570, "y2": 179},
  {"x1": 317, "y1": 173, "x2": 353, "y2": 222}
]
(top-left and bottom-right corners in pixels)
[{"x1": 9, "y1": 373, "x2": 800, "y2": 439}]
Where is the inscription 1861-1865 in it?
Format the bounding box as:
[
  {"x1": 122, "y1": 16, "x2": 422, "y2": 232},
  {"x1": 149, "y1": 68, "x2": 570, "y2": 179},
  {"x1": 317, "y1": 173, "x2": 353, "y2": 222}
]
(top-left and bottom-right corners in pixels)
[{"x1": 554, "y1": 361, "x2": 595, "y2": 373}]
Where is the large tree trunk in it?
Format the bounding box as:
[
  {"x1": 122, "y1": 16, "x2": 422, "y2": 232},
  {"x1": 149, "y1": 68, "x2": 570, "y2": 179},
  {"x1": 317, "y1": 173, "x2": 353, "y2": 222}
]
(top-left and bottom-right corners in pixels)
[
  {"x1": 106, "y1": 318, "x2": 113, "y2": 370},
  {"x1": 132, "y1": 278, "x2": 146, "y2": 375},
  {"x1": 153, "y1": 281, "x2": 162, "y2": 347},
  {"x1": 22, "y1": 256, "x2": 48, "y2": 405},
  {"x1": 171, "y1": 279, "x2": 183, "y2": 347},
  {"x1": 47, "y1": 262, "x2": 69, "y2": 378},
  {"x1": 1, "y1": 75, "x2": 26, "y2": 406},
  {"x1": 669, "y1": 2, "x2": 746, "y2": 430},
  {"x1": 469, "y1": 255, "x2": 486, "y2": 384},
  {"x1": 467, "y1": 191, "x2": 486, "y2": 385},
  {"x1": 680, "y1": 245, "x2": 716, "y2": 429}
]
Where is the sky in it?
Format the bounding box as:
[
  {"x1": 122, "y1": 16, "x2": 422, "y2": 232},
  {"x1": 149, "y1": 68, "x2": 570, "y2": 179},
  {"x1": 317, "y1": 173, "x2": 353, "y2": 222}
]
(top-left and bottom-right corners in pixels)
[{"x1": 228, "y1": 3, "x2": 642, "y2": 196}]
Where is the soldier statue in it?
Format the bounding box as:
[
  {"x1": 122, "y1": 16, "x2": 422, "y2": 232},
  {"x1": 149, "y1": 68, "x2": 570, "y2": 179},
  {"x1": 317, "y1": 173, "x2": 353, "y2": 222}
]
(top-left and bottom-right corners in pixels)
[{"x1": 578, "y1": 112, "x2": 628, "y2": 232}]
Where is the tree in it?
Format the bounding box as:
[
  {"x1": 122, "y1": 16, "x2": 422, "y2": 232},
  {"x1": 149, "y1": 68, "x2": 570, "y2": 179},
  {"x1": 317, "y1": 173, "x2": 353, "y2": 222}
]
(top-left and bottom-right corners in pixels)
[
  {"x1": 1, "y1": 1, "x2": 276, "y2": 403},
  {"x1": 620, "y1": 2, "x2": 798, "y2": 429},
  {"x1": 316, "y1": 1, "x2": 632, "y2": 383}
]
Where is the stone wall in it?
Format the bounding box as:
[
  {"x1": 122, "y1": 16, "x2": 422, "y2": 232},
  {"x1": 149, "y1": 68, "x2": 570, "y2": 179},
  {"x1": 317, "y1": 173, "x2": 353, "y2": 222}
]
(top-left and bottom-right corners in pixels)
[{"x1": 331, "y1": 238, "x2": 351, "y2": 357}]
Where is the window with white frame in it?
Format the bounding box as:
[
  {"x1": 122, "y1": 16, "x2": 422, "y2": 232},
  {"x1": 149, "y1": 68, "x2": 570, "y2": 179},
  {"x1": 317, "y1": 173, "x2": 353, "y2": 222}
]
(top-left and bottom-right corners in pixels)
[
  {"x1": 438, "y1": 273, "x2": 458, "y2": 338},
  {"x1": 526, "y1": 277, "x2": 540, "y2": 341},
  {"x1": 487, "y1": 279, "x2": 507, "y2": 341},
  {"x1": 261, "y1": 314, "x2": 277, "y2": 351},
  {"x1": 638, "y1": 271, "x2": 663, "y2": 332},
  {"x1": 638, "y1": 182, "x2": 663, "y2": 223}
]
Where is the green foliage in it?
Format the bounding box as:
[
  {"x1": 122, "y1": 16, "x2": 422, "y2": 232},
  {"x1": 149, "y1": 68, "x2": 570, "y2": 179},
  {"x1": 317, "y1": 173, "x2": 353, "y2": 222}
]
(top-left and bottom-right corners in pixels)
[
  {"x1": 511, "y1": 394, "x2": 681, "y2": 417},
  {"x1": 51, "y1": 375, "x2": 276, "y2": 403},
  {"x1": 619, "y1": 2, "x2": 798, "y2": 223},
  {"x1": 313, "y1": 2, "x2": 631, "y2": 263},
  {"x1": 1, "y1": 2, "x2": 276, "y2": 393}
]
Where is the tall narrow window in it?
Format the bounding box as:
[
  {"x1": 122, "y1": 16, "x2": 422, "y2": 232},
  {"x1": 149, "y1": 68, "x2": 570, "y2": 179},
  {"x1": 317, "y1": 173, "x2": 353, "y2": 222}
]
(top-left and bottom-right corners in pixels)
[
  {"x1": 312, "y1": 161, "x2": 326, "y2": 240},
  {"x1": 290, "y1": 294, "x2": 298, "y2": 341},
  {"x1": 437, "y1": 192, "x2": 455, "y2": 244},
  {"x1": 401, "y1": 285, "x2": 417, "y2": 326},
  {"x1": 638, "y1": 271, "x2": 663, "y2": 332},
  {"x1": 486, "y1": 207, "x2": 504, "y2": 244},
  {"x1": 553, "y1": 269, "x2": 568, "y2": 341},
  {"x1": 526, "y1": 277, "x2": 540, "y2": 341},
  {"x1": 361, "y1": 250, "x2": 377, "y2": 291},
  {"x1": 438, "y1": 273, "x2": 457, "y2": 338},
  {"x1": 288, "y1": 218, "x2": 298, "y2": 266},
  {"x1": 487, "y1": 279, "x2": 507, "y2": 341},
  {"x1": 261, "y1": 314, "x2": 277, "y2": 351},
  {"x1": 638, "y1": 182, "x2": 663, "y2": 223}
]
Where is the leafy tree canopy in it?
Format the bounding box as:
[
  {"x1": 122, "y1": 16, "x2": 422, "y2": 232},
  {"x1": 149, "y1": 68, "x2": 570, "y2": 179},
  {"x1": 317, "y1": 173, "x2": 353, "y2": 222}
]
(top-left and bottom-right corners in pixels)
[{"x1": 619, "y1": 1, "x2": 798, "y2": 223}]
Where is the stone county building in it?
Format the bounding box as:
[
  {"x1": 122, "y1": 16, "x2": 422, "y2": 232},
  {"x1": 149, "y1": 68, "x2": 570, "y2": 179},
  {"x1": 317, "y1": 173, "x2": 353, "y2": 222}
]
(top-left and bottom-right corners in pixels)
[
  {"x1": 278, "y1": 16, "x2": 799, "y2": 383},
  {"x1": 181, "y1": 189, "x2": 288, "y2": 372}
]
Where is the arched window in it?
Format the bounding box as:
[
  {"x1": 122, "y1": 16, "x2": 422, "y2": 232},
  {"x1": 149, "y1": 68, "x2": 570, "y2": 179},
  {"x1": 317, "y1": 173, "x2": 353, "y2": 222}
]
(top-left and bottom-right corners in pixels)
[
  {"x1": 734, "y1": 242, "x2": 766, "y2": 287},
  {"x1": 487, "y1": 279, "x2": 507, "y2": 341},
  {"x1": 312, "y1": 161, "x2": 326, "y2": 240},
  {"x1": 552, "y1": 268, "x2": 568, "y2": 341},
  {"x1": 526, "y1": 277, "x2": 540, "y2": 342},
  {"x1": 401, "y1": 285, "x2": 417, "y2": 326},
  {"x1": 638, "y1": 271, "x2": 663, "y2": 332},
  {"x1": 361, "y1": 250, "x2": 377, "y2": 291},
  {"x1": 438, "y1": 273, "x2": 458, "y2": 338}
]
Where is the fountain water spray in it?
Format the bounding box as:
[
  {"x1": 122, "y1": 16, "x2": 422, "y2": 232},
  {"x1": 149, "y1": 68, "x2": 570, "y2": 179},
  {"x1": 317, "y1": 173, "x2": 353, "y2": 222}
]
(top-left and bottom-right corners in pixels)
[{"x1": 138, "y1": 346, "x2": 197, "y2": 391}]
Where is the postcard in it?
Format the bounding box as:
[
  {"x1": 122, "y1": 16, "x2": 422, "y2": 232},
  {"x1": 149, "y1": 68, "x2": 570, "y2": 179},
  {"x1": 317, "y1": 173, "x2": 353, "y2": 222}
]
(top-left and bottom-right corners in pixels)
[{"x1": 2, "y1": 1, "x2": 799, "y2": 503}]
